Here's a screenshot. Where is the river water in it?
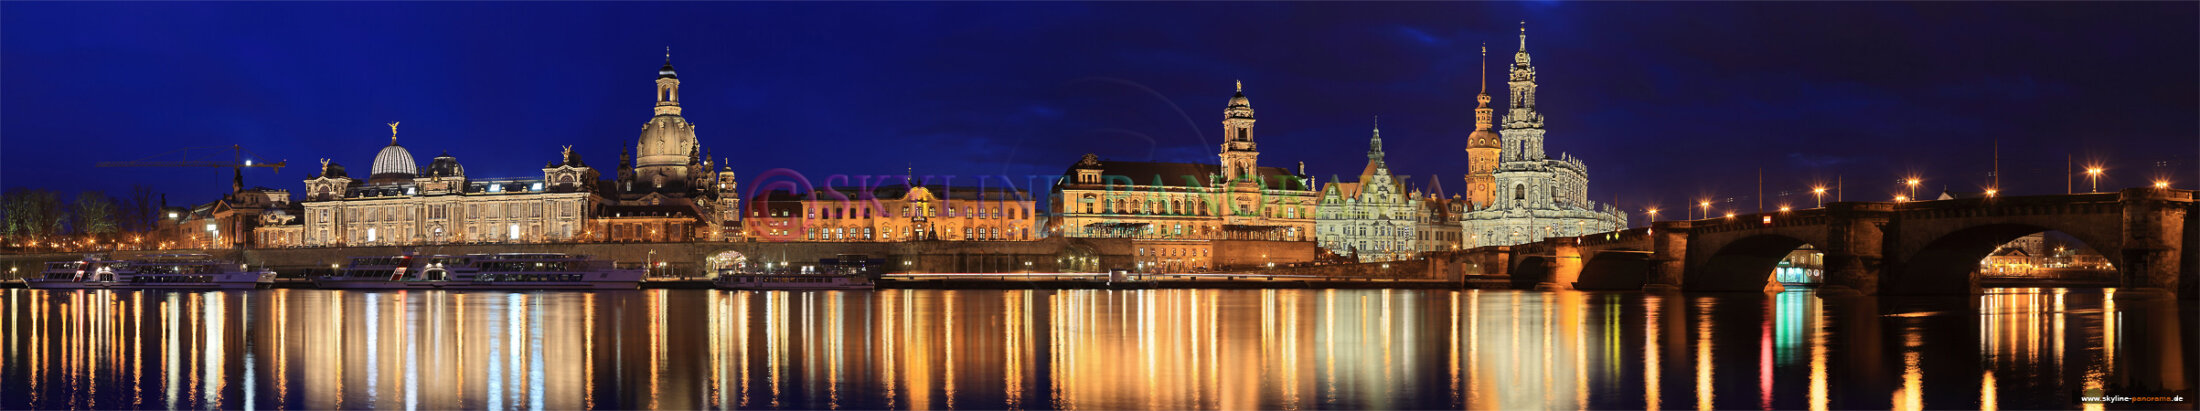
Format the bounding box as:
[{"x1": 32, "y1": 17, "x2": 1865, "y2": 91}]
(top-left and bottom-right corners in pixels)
[{"x1": 0, "y1": 287, "x2": 2191, "y2": 410}]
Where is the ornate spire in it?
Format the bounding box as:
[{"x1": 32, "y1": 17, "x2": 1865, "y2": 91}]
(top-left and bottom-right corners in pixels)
[
  {"x1": 386, "y1": 121, "x2": 400, "y2": 145},
  {"x1": 1368, "y1": 116, "x2": 1385, "y2": 162},
  {"x1": 1235, "y1": 79, "x2": 1242, "y2": 92},
  {"x1": 1514, "y1": 21, "x2": 1532, "y2": 66},
  {"x1": 1474, "y1": 44, "x2": 1494, "y2": 133}
]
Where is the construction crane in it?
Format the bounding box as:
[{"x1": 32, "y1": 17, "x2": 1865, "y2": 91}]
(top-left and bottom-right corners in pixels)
[{"x1": 97, "y1": 145, "x2": 286, "y2": 173}]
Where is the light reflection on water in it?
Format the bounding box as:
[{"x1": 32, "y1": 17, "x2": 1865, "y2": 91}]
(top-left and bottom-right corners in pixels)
[{"x1": 0, "y1": 287, "x2": 2191, "y2": 410}]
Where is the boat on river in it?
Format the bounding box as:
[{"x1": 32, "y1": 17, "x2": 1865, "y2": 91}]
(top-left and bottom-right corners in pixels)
[
  {"x1": 313, "y1": 252, "x2": 645, "y2": 290},
  {"x1": 22, "y1": 254, "x2": 274, "y2": 290}
]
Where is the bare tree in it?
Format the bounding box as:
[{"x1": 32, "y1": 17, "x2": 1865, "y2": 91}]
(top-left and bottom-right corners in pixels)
[
  {"x1": 118, "y1": 185, "x2": 159, "y2": 233},
  {"x1": 75, "y1": 191, "x2": 118, "y2": 238}
]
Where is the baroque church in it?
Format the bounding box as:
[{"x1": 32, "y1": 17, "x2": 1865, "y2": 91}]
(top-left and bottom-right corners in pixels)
[
  {"x1": 1460, "y1": 24, "x2": 1628, "y2": 248},
  {"x1": 1315, "y1": 118, "x2": 1419, "y2": 262}
]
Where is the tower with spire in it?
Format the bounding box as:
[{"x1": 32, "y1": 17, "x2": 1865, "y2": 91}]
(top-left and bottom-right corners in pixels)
[
  {"x1": 1465, "y1": 43, "x2": 1503, "y2": 208},
  {"x1": 1459, "y1": 21, "x2": 1628, "y2": 251},
  {"x1": 1501, "y1": 22, "x2": 1547, "y2": 163},
  {"x1": 1219, "y1": 80, "x2": 1260, "y2": 188},
  {"x1": 1314, "y1": 116, "x2": 1417, "y2": 262}
]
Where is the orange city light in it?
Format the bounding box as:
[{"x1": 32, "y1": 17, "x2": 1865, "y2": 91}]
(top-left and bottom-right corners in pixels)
[
  {"x1": 1778, "y1": 205, "x2": 1791, "y2": 212},
  {"x1": 1985, "y1": 188, "x2": 1999, "y2": 197},
  {"x1": 1895, "y1": 195, "x2": 1909, "y2": 202},
  {"x1": 2154, "y1": 180, "x2": 2171, "y2": 189},
  {"x1": 1724, "y1": 212, "x2": 1736, "y2": 219}
]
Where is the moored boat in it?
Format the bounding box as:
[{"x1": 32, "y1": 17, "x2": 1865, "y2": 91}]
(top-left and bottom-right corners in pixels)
[
  {"x1": 24, "y1": 254, "x2": 274, "y2": 290},
  {"x1": 21, "y1": 256, "x2": 127, "y2": 289},
  {"x1": 712, "y1": 268, "x2": 875, "y2": 291},
  {"x1": 314, "y1": 252, "x2": 645, "y2": 290}
]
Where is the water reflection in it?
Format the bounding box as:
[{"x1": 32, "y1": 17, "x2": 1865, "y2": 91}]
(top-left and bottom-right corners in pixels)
[{"x1": 0, "y1": 287, "x2": 2192, "y2": 409}]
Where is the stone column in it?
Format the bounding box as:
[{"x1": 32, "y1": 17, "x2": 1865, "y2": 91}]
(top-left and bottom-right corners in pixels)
[
  {"x1": 1537, "y1": 238, "x2": 1582, "y2": 291},
  {"x1": 1643, "y1": 220, "x2": 1690, "y2": 292},
  {"x1": 2119, "y1": 188, "x2": 2190, "y2": 299}
]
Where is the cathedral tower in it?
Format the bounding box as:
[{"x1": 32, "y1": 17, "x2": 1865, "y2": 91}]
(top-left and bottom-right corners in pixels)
[
  {"x1": 1465, "y1": 44, "x2": 1502, "y2": 208},
  {"x1": 634, "y1": 48, "x2": 701, "y2": 193},
  {"x1": 1499, "y1": 22, "x2": 1547, "y2": 163},
  {"x1": 1219, "y1": 81, "x2": 1259, "y2": 186}
]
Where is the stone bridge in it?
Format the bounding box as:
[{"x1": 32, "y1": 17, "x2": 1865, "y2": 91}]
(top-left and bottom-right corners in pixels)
[{"x1": 1459, "y1": 188, "x2": 2195, "y2": 298}]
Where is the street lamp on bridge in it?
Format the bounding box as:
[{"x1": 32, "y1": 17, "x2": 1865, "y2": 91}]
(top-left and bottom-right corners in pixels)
[
  {"x1": 1699, "y1": 200, "x2": 1711, "y2": 221},
  {"x1": 2086, "y1": 167, "x2": 2104, "y2": 193},
  {"x1": 1812, "y1": 186, "x2": 1827, "y2": 208},
  {"x1": 1905, "y1": 178, "x2": 1921, "y2": 200}
]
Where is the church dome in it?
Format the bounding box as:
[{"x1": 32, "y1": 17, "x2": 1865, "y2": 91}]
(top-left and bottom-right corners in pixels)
[
  {"x1": 368, "y1": 141, "x2": 418, "y2": 184},
  {"x1": 423, "y1": 151, "x2": 464, "y2": 178},
  {"x1": 1467, "y1": 129, "x2": 1502, "y2": 149}
]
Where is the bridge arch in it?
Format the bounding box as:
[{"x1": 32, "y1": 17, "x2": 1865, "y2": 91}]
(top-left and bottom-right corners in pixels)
[
  {"x1": 1575, "y1": 251, "x2": 1653, "y2": 290},
  {"x1": 1689, "y1": 233, "x2": 1820, "y2": 292},
  {"x1": 1890, "y1": 223, "x2": 2122, "y2": 294},
  {"x1": 1510, "y1": 256, "x2": 1554, "y2": 289}
]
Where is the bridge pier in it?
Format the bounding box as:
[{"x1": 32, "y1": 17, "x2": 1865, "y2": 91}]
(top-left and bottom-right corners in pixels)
[
  {"x1": 1643, "y1": 221, "x2": 1689, "y2": 293},
  {"x1": 2120, "y1": 188, "x2": 2189, "y2": 299},
  {"x1": 1534, "y1": 239, "x2": 1584, "y2": 291},
  {"x1": 1816, "y1": 253, "x2": 1878, "y2": 297}
]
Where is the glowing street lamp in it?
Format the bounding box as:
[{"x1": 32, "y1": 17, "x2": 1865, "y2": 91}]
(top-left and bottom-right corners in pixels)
[
  {"x1": 1812, "y1": 187, "x2": 1827, "y2": 208},
  {"x1": 2086, "y1": 167, "x2": 2104, "y2": 192},
  {"x1": 1985, "y1": 188, "x2": 1999, "y2": 198},
  {"x1": 1895, "y1": 195, "x2": 1909, "y2": 203},
  {"x1": 1905, "y1": 178, "x2": 1921, "y2": 200},
  {"x1": 1646, "y1": 208, "x2": 1659, "y2": 224},
  {"x1": 2153, "y1": 180, "x2": 2170, "y2": 189},
  {"x1": 1698, "y1": 201, "x2": 1711, "y2": 220},
  {"x1": 1778, "y1": 205, "x2": 1791, "y2": 213}
]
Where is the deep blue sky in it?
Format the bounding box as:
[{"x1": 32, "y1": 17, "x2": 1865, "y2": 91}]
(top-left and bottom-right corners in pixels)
[{"x1": 5, "y1": 2, "x2": 2195, "y2": 216}]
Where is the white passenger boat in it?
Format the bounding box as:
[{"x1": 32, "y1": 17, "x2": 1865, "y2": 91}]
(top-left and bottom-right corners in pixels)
[
  {"x1": 314, "y1": 253, "x2": 645, "y2": 290},
  {"x1": 23, "y1": 254, "x2": 274, "y2": 290},
  {"x1": 712, "y1": 268, "x2": 875, "y2": 291}
]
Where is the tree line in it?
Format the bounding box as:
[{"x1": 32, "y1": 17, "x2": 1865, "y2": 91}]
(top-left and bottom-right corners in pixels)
[{"x1": 1, "y1": 185, "x2": 164, "y2": 249}]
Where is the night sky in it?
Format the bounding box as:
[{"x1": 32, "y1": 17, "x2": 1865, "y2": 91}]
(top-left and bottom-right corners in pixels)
[{"x1": 5, "y1": 2, "x2": 2195, "y2": 219}]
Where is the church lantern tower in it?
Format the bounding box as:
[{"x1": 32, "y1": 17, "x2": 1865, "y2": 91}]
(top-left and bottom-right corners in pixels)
[
  {"x1": 633, "y1": 48, "x2": 701, "y2": 193},
  {"x1": 1465, "y1": 44, "x2": 1502, "y2": 208}
]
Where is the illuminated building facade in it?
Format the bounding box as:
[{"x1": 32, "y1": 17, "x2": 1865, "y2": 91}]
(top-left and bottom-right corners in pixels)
[
  {"x1": 1414, "y1": 186, "x2": 1466, "y2": 254},
  {"x1": 1460, "y1": 24, "x2": 1627, "y2": 247},
  {"x1": 1049, "y1": 83, "x2": 1318, "y2": 240},
  {"x1": 298, "y1": 143, "x2": 600, "y2": 246},
  {"x1": 750, "y1": 183, "x2": 1035, "y2": 242},
  {"x1": 290, "y1": 55, "x2": 740, "y2": 246},
  {"x1": 1315, "y1": 120, "x2": 1418, "y2": 262}
]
